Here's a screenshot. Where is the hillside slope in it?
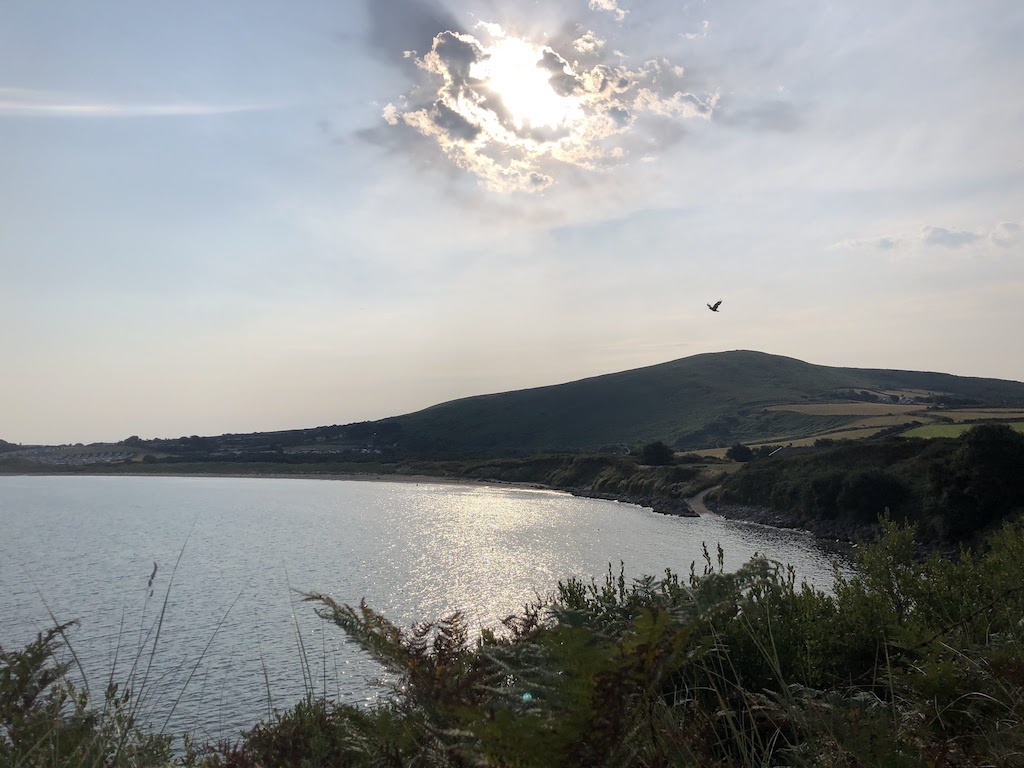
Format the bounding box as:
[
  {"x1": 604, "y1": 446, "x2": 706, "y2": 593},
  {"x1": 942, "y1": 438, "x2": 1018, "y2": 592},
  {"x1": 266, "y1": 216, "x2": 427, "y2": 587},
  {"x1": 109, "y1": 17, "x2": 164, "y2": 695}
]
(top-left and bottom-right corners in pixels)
[
  {"x1": 12, "y1": 350, "x2": 1022, "y2": 464},
  {"x1": 378, "y1": 350, "x2": 1024, "y2": 455}
]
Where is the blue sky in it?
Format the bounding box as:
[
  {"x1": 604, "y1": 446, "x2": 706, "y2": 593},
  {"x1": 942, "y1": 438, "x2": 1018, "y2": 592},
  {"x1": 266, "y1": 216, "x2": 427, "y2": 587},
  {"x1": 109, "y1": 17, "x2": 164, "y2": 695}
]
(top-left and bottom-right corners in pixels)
[{"x1": 2, "y1": 0, "x2": 1023, "y2": 445}]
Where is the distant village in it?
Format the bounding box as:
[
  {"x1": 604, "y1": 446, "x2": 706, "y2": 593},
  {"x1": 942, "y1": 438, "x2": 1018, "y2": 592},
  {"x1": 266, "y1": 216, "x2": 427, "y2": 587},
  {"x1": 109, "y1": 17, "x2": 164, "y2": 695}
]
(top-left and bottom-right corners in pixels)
[{"x1": 0, "y1": 445, "x2": 137, "y2": 466}]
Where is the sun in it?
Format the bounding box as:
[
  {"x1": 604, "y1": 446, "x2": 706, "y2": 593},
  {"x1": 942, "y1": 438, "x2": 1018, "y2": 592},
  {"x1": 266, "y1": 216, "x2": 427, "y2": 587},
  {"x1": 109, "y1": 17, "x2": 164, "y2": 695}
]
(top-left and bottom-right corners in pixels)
[{"x1": 469, "y1": 37, "x2": 582, "y2": 132}]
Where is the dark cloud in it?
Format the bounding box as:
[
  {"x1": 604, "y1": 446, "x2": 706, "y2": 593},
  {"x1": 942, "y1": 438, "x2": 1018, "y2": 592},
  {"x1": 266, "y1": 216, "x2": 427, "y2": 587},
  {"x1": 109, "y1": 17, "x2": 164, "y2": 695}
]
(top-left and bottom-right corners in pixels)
[
  {"x1": 476, "y1": 89, "x2": 516, "y2": 131},
  {"x1": 923, "y1": 226, "x2": 983, "y2": 248},
  {"x1": 715, "y1": 100, "x2": 802, "y2": 132},
  {"x1": 363, "y1": 0, "x2": 463, "y2": 61},
  {"x1": 607, "y1": 106, "x2": 631, "y2": 127},
  {"x1": 433, "y1": 31, "x2": 482, "y2": 82},
  {"x1": 538, "y1": 50, "x2": 582, "y2": 96},
  {"x1": 522, "y1": 122, "x2": 574, "y2": 143},
  {"x1": 537, "y1": 49, "x2": 569, "y2": 74},
  {"x1": 432, "y1": 101, "x2": 481, "y2": 141},
  {"x1": 672, "y1": 92, "x2": 714, "y2": 117}
]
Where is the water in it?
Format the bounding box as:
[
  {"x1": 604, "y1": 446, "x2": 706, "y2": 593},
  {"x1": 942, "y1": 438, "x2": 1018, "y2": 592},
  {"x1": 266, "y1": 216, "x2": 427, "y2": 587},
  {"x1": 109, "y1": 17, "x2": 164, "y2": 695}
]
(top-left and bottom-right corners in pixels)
[{"x1": 0, "y1": 475, "x2": 847, "y2": 744}]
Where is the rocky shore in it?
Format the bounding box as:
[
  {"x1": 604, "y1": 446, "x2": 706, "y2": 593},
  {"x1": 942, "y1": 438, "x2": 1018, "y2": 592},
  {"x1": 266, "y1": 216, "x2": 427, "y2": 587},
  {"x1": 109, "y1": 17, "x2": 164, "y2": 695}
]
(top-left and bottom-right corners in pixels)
[
  {"x1": 706, "y1": 501, "x2": 879, "y2": 543},
  {"x1": 567, "y1": 488, "x2": 698, "y2": 518}
]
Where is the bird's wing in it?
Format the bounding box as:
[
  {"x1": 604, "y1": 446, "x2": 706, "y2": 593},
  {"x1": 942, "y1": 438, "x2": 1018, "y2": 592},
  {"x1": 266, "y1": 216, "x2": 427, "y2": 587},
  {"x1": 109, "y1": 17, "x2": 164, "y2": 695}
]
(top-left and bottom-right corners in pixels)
[{"x1": 712, "y1": 300, "x2": 722, "y2": 310}]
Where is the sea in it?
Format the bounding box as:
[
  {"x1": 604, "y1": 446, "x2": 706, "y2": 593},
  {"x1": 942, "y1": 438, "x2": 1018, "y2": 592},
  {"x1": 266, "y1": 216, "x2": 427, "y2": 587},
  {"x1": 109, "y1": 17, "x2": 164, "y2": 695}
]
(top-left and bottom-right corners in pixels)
[{"x1": 0, "y1": 475, "x2": 848, "y2": 745}]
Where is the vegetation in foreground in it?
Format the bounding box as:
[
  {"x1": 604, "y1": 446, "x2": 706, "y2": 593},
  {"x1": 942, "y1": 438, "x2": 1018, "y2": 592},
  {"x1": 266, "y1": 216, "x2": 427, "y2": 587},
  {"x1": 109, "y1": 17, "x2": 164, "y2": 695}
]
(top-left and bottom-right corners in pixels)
[{"x1": 5, "y1": 517, "x2": 1024, "y2": 767}]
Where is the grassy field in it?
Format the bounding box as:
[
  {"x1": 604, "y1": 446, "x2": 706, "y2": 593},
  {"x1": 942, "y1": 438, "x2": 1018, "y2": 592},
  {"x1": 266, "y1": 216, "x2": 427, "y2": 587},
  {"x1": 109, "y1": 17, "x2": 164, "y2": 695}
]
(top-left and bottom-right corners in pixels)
[
  {"x1": 903, "y1": 421, "x2": 1024, "y2": 438},
  {"x1": 763, "y1": 426, "x2": 889, "y2": 445},
  {"x1": 843, "y1": 414, "x2": 922, "y2": 428},
  {"x1": 698, "y1": 426, "x2": 891, "y2": 457},
  {"x1": 935, "y1": 409, "x2": 1024, "y2": 422},
  {"x1": 766, "y1": 402, "x2": 924, "y2": 416},
  {"x1": 759, "y1": 402, "x2": 1024, "y2": 447}
]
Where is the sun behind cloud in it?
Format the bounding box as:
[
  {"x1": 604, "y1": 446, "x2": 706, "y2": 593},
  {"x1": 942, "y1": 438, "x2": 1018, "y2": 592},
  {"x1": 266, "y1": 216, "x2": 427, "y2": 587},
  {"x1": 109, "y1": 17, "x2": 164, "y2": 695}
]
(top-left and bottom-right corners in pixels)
[
  {"x1": 470, "y1": 36, "x2": 583, "y2": 132},
  {"x1": 383, "y1": 21, "x2": 717, "y2": 192}
]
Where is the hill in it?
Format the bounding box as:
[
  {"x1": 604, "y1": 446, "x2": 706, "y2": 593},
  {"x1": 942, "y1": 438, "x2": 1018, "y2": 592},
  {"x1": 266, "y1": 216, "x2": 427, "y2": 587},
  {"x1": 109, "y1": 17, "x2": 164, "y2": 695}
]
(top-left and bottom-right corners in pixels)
[
  {"x1": 375, "y1": 350, "x2": 1024, "y2": 455},
  {"x1": 5, "y1": 350, "x2": 1024, "y2": 466}
]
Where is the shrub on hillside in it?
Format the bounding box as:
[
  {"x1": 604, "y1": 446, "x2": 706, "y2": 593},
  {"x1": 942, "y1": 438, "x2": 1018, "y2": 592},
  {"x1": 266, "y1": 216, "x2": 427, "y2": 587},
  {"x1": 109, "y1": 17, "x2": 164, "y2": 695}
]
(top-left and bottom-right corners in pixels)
[
  {"x1": 719, "y1": 431, "x2": 1024, "y2": 542},
  {"x1": 637, "y1": 440, "x2": 675, "y2": 465},
  {"x1": 725, "y1": 443, "x2": 754, "y2": 462},
  {"x1": 935, "y1": 423, "x2": 1024, "y2": 537}
]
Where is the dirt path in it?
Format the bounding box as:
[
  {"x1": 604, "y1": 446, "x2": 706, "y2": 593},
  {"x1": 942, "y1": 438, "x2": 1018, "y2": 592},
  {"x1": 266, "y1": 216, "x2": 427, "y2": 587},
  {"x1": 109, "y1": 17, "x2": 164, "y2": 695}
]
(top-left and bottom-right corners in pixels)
[{"x1": 687, "y1": 485, "x2": 721, "y2": 516}]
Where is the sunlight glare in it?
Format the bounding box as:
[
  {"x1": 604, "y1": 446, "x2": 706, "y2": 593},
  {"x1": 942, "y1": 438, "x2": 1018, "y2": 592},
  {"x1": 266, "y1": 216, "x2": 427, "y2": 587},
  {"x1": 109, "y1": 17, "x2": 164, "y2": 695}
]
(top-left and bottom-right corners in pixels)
[{"x1": 471, "y1": 37, "x2": 582, "y2": 131}]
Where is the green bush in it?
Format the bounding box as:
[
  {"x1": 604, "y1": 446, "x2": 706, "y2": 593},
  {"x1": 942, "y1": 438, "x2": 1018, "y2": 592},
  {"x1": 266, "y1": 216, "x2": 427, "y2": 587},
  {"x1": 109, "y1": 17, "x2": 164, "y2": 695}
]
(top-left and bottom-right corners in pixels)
[
  {"x1": 721, "y1": 429, "x2": 1024, "y2": 542},
  {"x1": 0, "y1": 622, "x2": 171, "y2": 767},
  {"x1": 725, "y1": 443, "x2": 754, "y2": 462},
  {"x1": 638, "y1": 441, "x2": 676, "y2": 466}
]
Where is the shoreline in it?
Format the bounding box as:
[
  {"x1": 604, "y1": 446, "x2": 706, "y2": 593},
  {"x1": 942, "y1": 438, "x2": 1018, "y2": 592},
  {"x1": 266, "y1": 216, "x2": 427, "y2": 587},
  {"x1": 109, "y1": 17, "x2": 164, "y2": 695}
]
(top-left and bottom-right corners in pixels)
[
  {"x1": 6, "y1": 470, "x2": 879, "y2": 541},
  {"x1": 0, "y1": 468, "x2": 550, "y2": 490},
  {"x1": 706, "y1": 500, "x2": 879, "y2": 543},
  {"x1": 1, "y1": 468, "x2": 700, "y2": 519},
  {"x1": 568, "y1": 487, "x2": 698, "y2": 518}
]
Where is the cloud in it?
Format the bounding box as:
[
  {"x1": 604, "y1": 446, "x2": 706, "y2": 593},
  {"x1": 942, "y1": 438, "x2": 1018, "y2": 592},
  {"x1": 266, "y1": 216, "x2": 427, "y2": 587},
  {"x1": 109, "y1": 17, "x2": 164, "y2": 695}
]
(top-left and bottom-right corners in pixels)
[
  {"x1": 830, "y1": 235, "x2": 903, "y2": 251},
  {"x1": 572, "y1": 31, "x2": 605, "y2": 54},
  {"x1": 714, "y1": 100, "x2": 802, "y2": 132},
  {"x1": 0, "y1": 88, "x2": 272, "y2": 118},
  {"x1": 990, "y1": 221, "x2": 1022, "y2": 248},
  {"x1": 682, "y1": 20, "x2": 710, "y2": 40},
  {"x1": 363, "y1": 0, "x2": 463, "y2": 62},
  {"x1": 379, "y1": 26, "x2": 718, "y2": 192},
  {"x1": 832, "y1": 220, "x2": 1022, "y2": 252},
  {"x1": 588, "y1": 0, "x2": 628, "y2": 23},
  {"x1": 538, "y1": 49, "x2": 582, "y2": 97},
  {"x1": 922, "y1": 225, "x2": 983, "y2": 248}
]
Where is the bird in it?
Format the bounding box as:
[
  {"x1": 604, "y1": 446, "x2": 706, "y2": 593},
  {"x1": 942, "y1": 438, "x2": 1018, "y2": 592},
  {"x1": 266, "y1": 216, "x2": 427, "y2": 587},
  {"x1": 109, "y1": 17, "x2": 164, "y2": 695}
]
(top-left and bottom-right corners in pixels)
[{"x1": 707, "y1": 300, "x2": 722, "y2": 312}]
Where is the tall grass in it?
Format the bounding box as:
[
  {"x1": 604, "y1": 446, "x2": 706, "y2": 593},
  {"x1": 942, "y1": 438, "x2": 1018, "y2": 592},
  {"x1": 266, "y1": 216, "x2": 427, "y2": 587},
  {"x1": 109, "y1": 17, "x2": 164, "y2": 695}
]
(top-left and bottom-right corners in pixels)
[{"x1": 0, "y1": 527, "x2": 249, "y2": 767}]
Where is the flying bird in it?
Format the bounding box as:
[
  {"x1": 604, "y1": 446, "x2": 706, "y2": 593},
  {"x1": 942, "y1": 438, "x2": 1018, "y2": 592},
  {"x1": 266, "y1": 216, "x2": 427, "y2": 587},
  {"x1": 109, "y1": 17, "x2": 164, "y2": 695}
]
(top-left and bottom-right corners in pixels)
[{"x1": 707, "y1": 300, "x2": 722, "y2": 312}]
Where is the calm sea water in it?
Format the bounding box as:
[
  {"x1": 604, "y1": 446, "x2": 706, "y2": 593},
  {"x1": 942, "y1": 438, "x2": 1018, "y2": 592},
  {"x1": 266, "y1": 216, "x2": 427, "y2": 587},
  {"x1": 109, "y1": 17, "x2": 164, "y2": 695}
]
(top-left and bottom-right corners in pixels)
[{"x1": 0, "y1": 475, "x2": 847, "y2": 745}]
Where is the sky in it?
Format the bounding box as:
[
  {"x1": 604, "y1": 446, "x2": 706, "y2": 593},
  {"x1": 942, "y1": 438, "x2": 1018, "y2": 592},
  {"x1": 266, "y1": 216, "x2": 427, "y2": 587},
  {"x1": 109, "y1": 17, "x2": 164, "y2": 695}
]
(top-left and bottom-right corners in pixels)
[{"x1": 2, "y1": 0, "x2": 1023, "y2": 445}]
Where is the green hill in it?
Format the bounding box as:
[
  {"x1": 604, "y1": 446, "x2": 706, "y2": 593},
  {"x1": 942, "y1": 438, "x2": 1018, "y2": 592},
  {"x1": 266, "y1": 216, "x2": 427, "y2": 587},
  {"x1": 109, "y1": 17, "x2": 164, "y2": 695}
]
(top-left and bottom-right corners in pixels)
[
  {"x1": 13, "y1": 350, "x2": 1022, "y2": 465},
  {"x1": 374, "y1": 350, "x2": 1024, "y2": 455}
]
